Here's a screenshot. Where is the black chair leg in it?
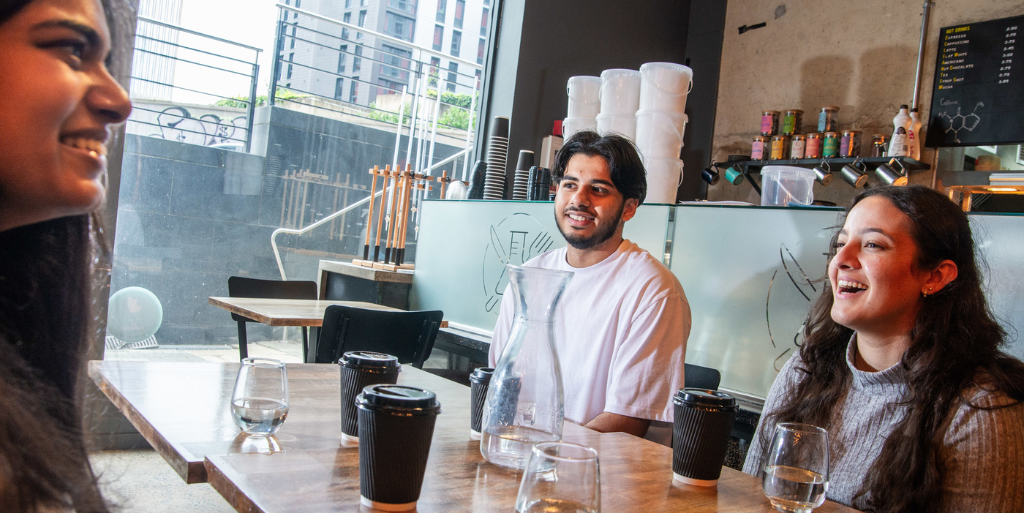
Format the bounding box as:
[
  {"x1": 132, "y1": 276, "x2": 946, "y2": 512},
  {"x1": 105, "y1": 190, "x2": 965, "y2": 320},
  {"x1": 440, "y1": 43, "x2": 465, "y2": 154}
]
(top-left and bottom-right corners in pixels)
[
  {"x1": 237, "y1": 321, "x2": 249, "y2": 360},
  {"x1": 301, "y1": 327, "x2": 309, "y2": 363}
]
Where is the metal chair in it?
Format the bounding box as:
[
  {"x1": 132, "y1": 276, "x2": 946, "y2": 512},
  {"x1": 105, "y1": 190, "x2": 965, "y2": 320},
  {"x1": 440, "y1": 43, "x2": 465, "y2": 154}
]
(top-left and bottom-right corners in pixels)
[
  {"x1": 227, "y1": 276, "x2": 318, "y2": 361},
  {"x1": 311, "y1": 305, "x2": 444, "y2": 368},
  {"x1": 684, "y1": 363, "x2": 722, "y2": 391}
]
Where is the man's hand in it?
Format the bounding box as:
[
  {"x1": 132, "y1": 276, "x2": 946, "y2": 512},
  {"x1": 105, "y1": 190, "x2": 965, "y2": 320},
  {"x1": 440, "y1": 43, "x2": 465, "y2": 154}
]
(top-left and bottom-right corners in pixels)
[{"x1": 584, "y1": 412, "x2": 651, "y2": 438}]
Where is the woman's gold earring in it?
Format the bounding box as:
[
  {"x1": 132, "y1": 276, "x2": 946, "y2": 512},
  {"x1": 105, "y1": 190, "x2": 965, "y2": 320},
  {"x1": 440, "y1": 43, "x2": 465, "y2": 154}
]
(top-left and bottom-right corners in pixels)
[{"x1": 922, "y1": 287, "x2": 933, "y2": 298}]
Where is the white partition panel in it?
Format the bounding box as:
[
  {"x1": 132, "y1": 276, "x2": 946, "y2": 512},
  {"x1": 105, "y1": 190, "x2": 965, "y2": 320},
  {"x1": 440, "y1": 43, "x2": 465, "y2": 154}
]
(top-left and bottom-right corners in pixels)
[
  {"x1": 411, "y1": 200, "x2": 671, "y2": 331},
  {"x1": 413, "y1": 200, "x2": 1024, "y2": 400}
]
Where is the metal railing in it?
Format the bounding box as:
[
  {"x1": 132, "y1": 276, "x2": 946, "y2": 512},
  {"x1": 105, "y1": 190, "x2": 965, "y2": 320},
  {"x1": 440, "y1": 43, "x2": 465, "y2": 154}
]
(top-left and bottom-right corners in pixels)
[
  {"x1": 268, "y1": 3, "x2": 492, "y2": 280},
  {"x1": 127, "y1": 17, "x2": 261, "y2": 151},
  {"x1": 270, "y1": 3, "x2": 484, "y2": 180}
]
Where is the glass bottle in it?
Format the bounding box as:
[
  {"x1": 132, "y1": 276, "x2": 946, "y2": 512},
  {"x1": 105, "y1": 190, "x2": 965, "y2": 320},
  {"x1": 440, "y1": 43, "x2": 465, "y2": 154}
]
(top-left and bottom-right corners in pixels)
[{"x1": 480, "y1": 264, "x2": 574, "y2": 470}]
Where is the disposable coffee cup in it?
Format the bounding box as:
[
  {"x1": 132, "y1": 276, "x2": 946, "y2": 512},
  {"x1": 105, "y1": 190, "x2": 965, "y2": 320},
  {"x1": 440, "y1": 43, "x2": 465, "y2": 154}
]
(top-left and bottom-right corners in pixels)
[
  {"x1": 469, "y1": 367, "x2": 494, "y2": 439},
  {"x1": 339, "y1": 351, "x2": 401, "y2": 444},
  {"x1": 357, "y1": 384, "x2": 441, "y2": 511},
  {"x1": 672, "y1": 388, "x2": 737, "y2": 486}
]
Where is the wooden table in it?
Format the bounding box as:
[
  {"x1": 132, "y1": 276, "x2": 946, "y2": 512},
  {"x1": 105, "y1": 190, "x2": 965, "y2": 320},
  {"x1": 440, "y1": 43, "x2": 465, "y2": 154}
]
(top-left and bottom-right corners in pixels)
[
  {"x1": 208, "y1": 297, "x2": 398, "y2": 327},
  {"x1": 89, "y1": 361, "x2": 856, "y2": 512}
]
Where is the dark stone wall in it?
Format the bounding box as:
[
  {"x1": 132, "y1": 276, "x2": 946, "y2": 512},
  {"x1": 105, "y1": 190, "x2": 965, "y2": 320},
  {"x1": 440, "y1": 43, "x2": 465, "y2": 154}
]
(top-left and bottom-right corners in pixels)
[{"x1": 111, "y1": 106, "x2": 460, "y2": 345}]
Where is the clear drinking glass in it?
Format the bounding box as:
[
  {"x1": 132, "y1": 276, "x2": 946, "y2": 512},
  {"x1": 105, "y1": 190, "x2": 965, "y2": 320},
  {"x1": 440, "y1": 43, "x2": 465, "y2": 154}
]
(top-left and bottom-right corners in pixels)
[
  {"x1": 515, "y1": 442, "x2": 600, "y2": 513},
  {"x1": 481, "y1": 265, "x2": 574, "y2": 470},
  {"x1": 762, "y1": 422, "x2": 830, "y2": 513},
  {"x1": 231, "y1": 358, "x2": 290, "y2": 437}
]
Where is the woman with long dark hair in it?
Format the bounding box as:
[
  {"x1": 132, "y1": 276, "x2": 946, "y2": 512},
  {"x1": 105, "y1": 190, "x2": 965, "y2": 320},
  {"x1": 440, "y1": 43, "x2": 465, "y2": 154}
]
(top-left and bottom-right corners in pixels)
[
  {"x1": 743, "y1": 185, "x2": 1024, "y2": 512},
  {"x1": 0, "y1": 0, "x2": 131, "y2": 510}
]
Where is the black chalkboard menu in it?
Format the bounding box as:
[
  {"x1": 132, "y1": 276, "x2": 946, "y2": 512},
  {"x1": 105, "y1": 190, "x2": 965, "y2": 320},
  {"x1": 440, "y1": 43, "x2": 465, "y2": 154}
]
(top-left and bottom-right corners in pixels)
[{"x1": 925, "y1": 14, "x2": 1024, "y2": 147}]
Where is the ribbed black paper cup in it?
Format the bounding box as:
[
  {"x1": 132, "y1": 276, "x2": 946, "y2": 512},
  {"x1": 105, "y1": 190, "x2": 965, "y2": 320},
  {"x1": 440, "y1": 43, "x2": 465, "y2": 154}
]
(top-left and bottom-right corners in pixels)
[
  {"x1": 672, "y1": 388, "x2": 737, "y2": 486},
  {"x1": 339, "y1": 351, "x2": 401, "y2": 444},
  {"x1": 469, "y1": 367, "x2": 494, "y2": 439},
  {"x1": 357, "y1": 385, "x2": 441, "y2": 511}
]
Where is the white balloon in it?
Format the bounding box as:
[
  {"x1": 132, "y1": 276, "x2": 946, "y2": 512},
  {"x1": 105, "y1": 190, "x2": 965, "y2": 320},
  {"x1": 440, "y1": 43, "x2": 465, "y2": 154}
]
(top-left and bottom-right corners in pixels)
[{"x1": 107, "y1": 287, "x2": 163, "y2": 343}]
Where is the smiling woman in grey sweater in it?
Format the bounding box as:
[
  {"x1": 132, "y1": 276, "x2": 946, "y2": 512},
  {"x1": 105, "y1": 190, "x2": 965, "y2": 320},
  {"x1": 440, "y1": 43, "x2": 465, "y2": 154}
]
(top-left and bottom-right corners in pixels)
[{"x1": 743, "y1": 185, "x2": 1024, "y2": 512}]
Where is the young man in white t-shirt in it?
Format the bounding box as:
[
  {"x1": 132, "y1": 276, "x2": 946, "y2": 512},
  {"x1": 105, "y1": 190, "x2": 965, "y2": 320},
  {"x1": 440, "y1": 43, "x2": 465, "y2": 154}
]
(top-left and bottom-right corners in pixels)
[{"x1": 489, "y1": 131, "x2": 691, "y2": 440}]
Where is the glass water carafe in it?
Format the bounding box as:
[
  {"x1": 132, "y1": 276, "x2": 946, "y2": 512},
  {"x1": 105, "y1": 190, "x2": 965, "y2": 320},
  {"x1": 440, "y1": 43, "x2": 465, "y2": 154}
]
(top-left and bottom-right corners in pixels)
[{"x1": 480, "y1": 264, "x2": 574, "y2": 469}]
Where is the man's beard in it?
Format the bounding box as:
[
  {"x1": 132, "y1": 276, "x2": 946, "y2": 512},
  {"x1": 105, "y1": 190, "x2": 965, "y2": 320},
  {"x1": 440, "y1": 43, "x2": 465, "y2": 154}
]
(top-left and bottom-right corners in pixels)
[{"x1": 555, "y1": 201, "x2": 625, "y2": 251}]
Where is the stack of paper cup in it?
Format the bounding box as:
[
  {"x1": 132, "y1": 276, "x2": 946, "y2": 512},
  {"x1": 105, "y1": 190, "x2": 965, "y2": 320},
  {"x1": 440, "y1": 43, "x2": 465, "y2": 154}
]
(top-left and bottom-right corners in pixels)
[
  {"x1": 635, "y1": 62, "x2": 692, "y2": 203},
  {"x1": 564, "y1": 76, "x2": 600, "y2": 139},
  {"x1": 596, "y1": 69, "x2": 641, "y2": 141}
]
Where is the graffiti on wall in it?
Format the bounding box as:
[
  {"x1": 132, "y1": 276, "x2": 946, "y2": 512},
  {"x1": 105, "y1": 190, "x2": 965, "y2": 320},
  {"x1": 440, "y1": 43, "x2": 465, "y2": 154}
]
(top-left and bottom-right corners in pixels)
[{"x1": 143, "y1": 106, "x2": 248, "y2": 147}]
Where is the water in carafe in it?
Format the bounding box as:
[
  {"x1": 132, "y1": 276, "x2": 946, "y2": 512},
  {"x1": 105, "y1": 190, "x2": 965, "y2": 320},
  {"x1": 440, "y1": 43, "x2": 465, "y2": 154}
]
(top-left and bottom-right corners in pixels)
[{"x1": 481, "y1": 265, "x2": 573, "y2": 469}]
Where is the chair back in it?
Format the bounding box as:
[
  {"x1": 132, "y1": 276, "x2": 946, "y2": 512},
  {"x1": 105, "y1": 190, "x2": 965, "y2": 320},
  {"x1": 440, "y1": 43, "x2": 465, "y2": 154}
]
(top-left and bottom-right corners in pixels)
[
  {"x1": 684, "y1": 363, "x2": 721, "y2": 391},
  {"x1": 227, "y1": 277, "x2": 318, "y2": 323},
  {"x1": 313, "y1": 306, "x2": 444, "y2": 368}
]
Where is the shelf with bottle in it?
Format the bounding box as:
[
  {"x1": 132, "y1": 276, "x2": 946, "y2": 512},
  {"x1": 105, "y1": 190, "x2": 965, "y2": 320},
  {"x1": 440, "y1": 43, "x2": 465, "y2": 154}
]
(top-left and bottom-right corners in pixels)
[{"x1": 730, "y1": 156, "x2": 930, "y2": 172}]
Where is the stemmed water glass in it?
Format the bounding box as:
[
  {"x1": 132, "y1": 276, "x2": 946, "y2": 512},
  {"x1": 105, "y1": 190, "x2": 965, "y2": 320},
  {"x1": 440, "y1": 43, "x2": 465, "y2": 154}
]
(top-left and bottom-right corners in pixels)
[
  {"x1": 231, "y1": 358, "x2": 289, "y2": 438},
  {"x1": 762, "y1": 422, "x2": 830, "y2": 513},
  {"x1": 515, "y1": 442, "x2": 600, "y2": 513}
]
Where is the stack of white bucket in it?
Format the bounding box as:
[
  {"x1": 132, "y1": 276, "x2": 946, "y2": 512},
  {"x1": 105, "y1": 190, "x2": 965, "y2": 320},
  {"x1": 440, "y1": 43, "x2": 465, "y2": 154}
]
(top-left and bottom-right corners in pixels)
[
  {"x1": 563, "y1": 76, "x2": 600, "y2": 139},
  {"x1": 596, "y1": 69, "x2": 641, "y2": 140},
  {"x1": 635, "y1": 62, "x2": 692, "y2": 204}
]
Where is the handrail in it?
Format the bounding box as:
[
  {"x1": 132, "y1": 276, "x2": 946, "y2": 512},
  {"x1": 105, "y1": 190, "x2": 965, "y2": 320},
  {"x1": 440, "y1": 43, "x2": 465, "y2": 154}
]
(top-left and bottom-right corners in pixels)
[
  {"x1": 275, "y1": 4, "x2": 483, "y2": 71},
  {"x1": 137, "y1": 16, "x2": 264, "y2": 53},
  {"x1": 272, "y1": 188, "x2": 382, "y2": 280},
  {"x1": 271, "y1": 149, "x2": 467, "y2": 280}
]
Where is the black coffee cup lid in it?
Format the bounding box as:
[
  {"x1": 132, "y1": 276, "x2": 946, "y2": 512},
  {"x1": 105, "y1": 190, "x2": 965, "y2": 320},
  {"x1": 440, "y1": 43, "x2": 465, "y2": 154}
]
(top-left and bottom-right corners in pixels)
[
  {"x1": 338, "y1": 351, "x2": 401, "y2": 370},
  {"x1": 469, "y1": 367, "x2": 494, "y2": 384},
  {"x1": 357, "y1": 384, "x2": 441, "y2": 414},
  {"x1": 673, "y1": 388, "x2": 737, "y2": 409}
]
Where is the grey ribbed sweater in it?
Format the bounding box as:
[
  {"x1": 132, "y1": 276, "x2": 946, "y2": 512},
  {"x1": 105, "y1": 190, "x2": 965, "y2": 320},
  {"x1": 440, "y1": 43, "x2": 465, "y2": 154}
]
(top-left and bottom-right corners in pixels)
[{"x1": 743, "y1": 339, "x2": 1024, "y2": 511}]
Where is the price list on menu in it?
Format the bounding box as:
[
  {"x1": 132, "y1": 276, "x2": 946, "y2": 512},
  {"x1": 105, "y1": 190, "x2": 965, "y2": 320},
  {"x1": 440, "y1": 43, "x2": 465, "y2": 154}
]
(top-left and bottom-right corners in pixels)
[{"x1": 926, "y1": 14, "x2": 1024, "y2": 147}]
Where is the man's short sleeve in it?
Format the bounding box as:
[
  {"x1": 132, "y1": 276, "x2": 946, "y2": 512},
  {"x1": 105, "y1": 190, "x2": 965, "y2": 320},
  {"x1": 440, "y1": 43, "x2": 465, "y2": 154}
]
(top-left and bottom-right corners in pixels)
[{"x1": 602, "y1": 293, "x2": 690, "y2": 423}]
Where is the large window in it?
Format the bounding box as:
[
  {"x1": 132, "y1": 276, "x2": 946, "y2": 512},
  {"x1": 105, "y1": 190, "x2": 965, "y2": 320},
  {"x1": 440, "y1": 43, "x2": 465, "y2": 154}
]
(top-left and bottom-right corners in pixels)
[
  {"x1": 480, "y1": 8, "x2": 488, "y2": 36},
  {"x1": 387, "y1": 0, "x2": 416, "y2": 15},
  {"x1": 106, "y1": 0, "x2": 497, "y2": 360},
  {"x1": 432, "y1": 25, "x2": 443, "y2": 51},
  {"x1": 436, "y1": 0, "x2": 446, "y2": 23},
  {"x1": 450, "y1": 30, "x2": 461, "y2": 57},
  {"x1": 477, "y1": 38, "x2": 485, "y2": 65},
  {"x1": 357, "y1": 10, "x2": 366, "y2": 38},
  {"x1": 380, "y1": 44, "x2": 412, "y2": 81},
  {"x1": 385, "y1": 12, "x2": 414, "y2": 41},
  {"x1": 454, "y1": 0, "x2": 464, "y2": 29},
  {"x1": 447, "y1": 62, "x2": 457, "y2": 92}
]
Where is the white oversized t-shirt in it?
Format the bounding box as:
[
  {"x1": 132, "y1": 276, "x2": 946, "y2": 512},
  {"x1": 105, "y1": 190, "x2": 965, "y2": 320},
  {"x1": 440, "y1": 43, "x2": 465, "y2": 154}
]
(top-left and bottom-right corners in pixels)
[{"x1": 488, "y1": 239, "x2": 691, "y2": 425}]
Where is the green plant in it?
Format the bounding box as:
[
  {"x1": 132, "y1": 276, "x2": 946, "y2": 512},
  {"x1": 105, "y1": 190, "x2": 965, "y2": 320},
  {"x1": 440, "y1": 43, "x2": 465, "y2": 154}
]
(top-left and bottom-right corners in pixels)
[
  {"x1": 368, "y1": 100, "x2": 412, "y2": 125},
  {"x1": 213, "y1": 88, "x2": 306, "y2": 108},
  {"x1": 437, "y1": 105, "x2": 476, "y2": 131}
]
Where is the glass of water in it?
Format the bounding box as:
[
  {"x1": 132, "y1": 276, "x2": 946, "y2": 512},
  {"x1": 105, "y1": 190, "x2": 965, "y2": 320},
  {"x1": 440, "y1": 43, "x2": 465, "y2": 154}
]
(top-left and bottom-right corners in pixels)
[
  {"x1": 515, "y1": 442, "x2": 600, "y2": 513},
  {"x1": 762, "y1": 422, "x2": 830, "y2": 513},
  {"x1": 231, "y1": 358, "x2": 289, "y2": 438}
]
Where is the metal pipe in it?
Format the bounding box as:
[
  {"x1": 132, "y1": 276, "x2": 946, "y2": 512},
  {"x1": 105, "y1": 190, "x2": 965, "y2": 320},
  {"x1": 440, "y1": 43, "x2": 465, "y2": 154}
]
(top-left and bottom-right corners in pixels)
[
  {"x1": 462, "y1": 76, "x2": 479, "y2": 181},
  {"x1": 138, "y1": 16, "x2": 264, "y2": 51},
  {"x1": 912, "y1": 1, "x2": 935, "y2": 110},
  {"x1": 271, "y1": 188, "x2": 383, "y2": 280},
  {"x1": 404, "y1": 71, "x2": 422, "y2": 167},
  {"x1": 426, "y1": 78, "x2": 444, "y2": 177},
  {"x1": 392, "y1": 86, "x2": 407, "y2": 172},
  {"x1": 268, "y1": 18, "x2": 283, "y2": 106},
  {"x1": 244, "y1": 63, "x2": 259, "y2": 153}
]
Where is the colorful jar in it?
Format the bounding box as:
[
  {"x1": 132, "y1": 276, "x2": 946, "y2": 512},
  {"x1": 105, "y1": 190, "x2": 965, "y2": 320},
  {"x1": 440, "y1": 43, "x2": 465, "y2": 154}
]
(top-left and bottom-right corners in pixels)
[
  {"x1": 751, "y1": 136, "x2": 768, "y2": 160},
  {"x1": 782, "y1": 109, "x2": 803, "y2": 136},
  {"x1": 823, "y1": 132, "x2": 840, "y2": 158},
  {"x1": 761, "y1": 110, "x2": 780, "y2": 137},
  {"x1": 840, "y1": 130, "x2": 862, "y2": 157},
  {"x1": 871, "y1": 134, "x2": 888, "y2": 157},
  {"x1": 805, "y1": 133, "x2": 823, "y2": 159},
  {"x1": 770, "y1": 135, "x2": 790, "y2": 160},
  {"x1": 790, "y1": 134, "x2": 807, "y2": 159},
  {"x1": 818, "y1": 106, "x2": 840, "y2": 132}
]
